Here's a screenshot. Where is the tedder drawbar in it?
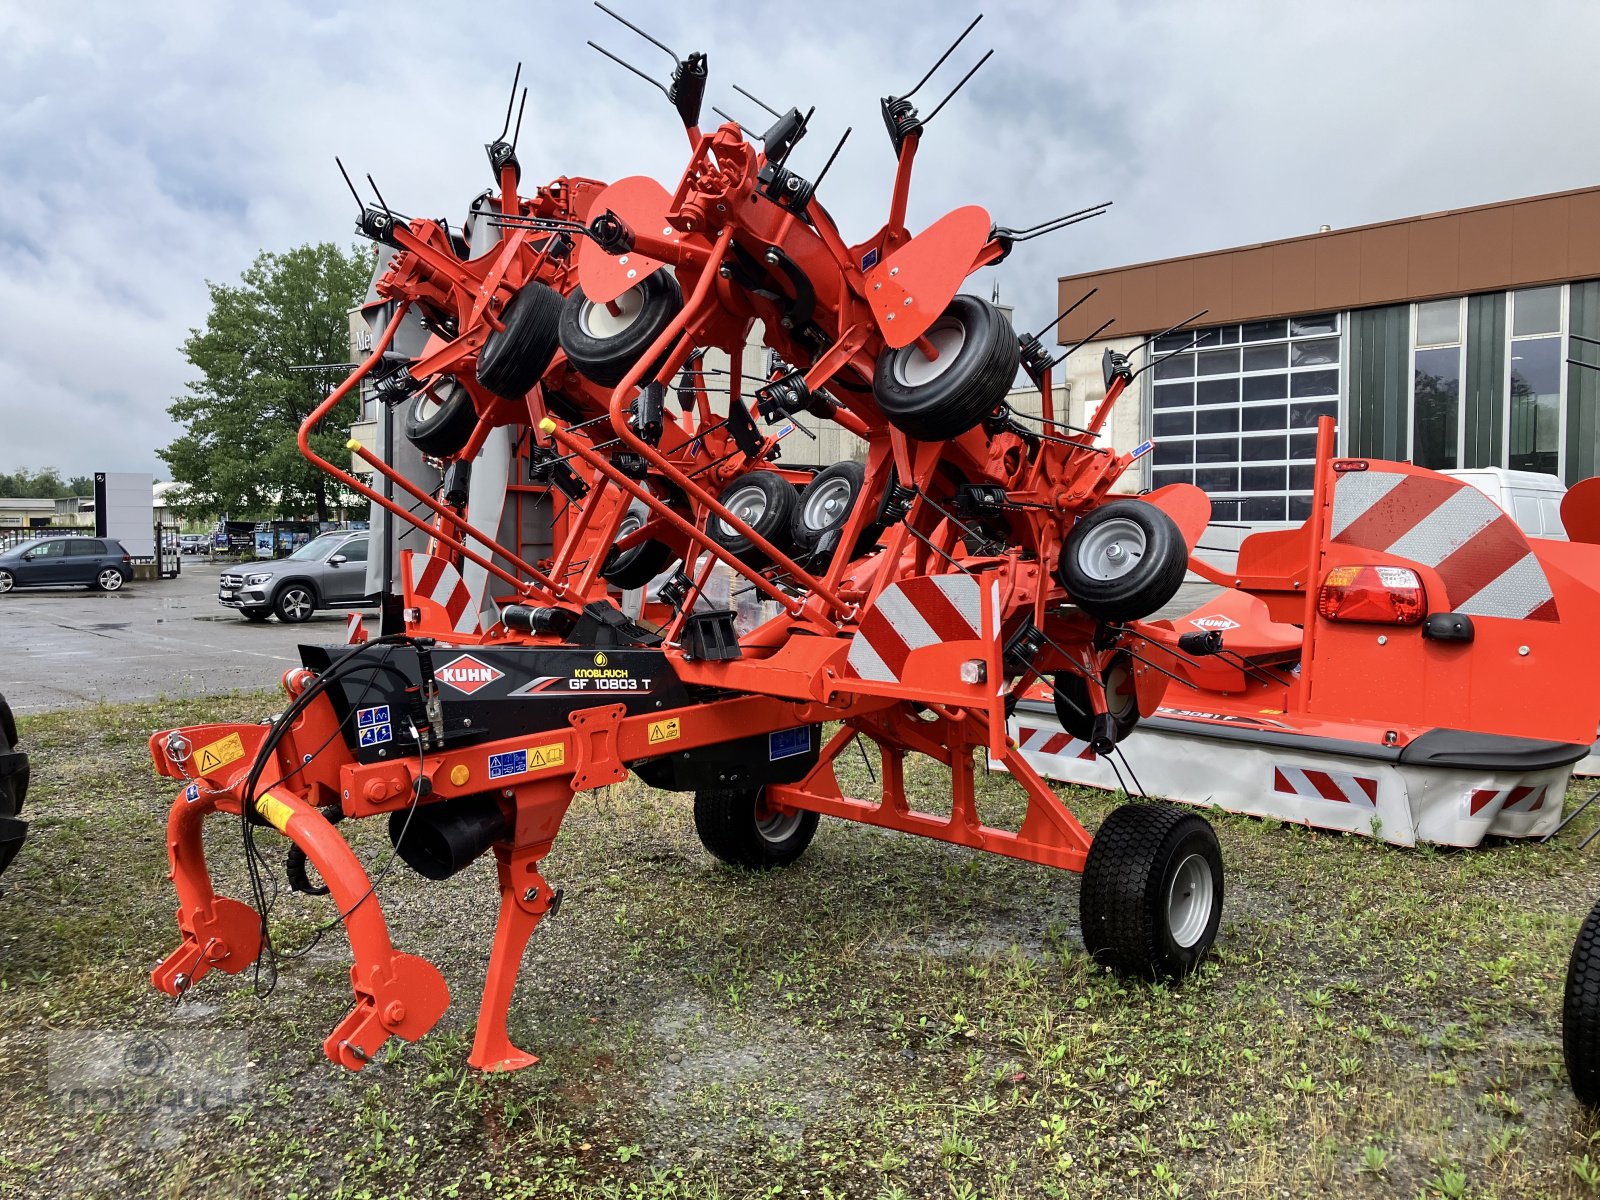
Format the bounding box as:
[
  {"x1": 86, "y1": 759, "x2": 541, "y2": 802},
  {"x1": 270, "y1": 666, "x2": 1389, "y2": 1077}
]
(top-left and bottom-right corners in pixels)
[{"x1": 148, "y1": 12, "x2": 1228, "y2": 1072}]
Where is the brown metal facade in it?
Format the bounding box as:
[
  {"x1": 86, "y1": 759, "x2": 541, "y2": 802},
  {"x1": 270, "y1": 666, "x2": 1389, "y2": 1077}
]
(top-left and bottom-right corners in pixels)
[{"x1": 1056, "y1": 185, "x2": 1600, "y2": 344}]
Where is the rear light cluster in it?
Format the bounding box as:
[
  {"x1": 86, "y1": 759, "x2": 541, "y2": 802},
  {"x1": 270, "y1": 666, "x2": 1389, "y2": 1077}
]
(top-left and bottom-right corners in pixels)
[{"x1": 1317, "y1": 565, "x2": 1425, "y2": 625}]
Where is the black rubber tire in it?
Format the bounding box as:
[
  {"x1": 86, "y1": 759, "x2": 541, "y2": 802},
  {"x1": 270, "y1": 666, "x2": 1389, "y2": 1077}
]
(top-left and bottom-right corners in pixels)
[
  {"x1": 602, "y1": 500, "x2": 676, "y2": 589},
  {"x1": 710, "y1": 471, "x2": 800, "y2": 569},
  {"x1": 476, "y1": 281, "x2": 564, "y2": 399},
  {"x1": 558, "y1": 271, "x2": 683, "y2": 388},
  {"x1": 0, "y1": 690, "x2": 27, "y2": 872},
  {"x1": 694, "y1": 785, "x2": 819, "y2": 870},
  {"x1": 0, "y1": 694, "x2": 16, "y2": 753},
  {"x1": 1564, "y1": 895, "x2": 1600, "y2": 1106},
  {"x1": 94, "y1": 567, "x2": 127, "y2": 592},
  {"x1": 872, "y1": 294, "x2": 1019, "y2": 441},
  {"x1": 1080, "y1": 803, "x2": 1223, "y2": 981},
  {"x1": 791, "y1": 461, "x2": 875, "y2": 564},
  {"x1": 240, "y1": 606, "x2": 273, "y2": 622},
  {"x1": 273, "y1": 581, "x2": 318, "y2": 624},
  {"x1": 1058, "y1": 500, "x2": 1188, "y2": 623},
  {"x1": 405, "y1": 377, "x2": 479, "y2": 458},
  {"x1": 1051, "y1": 651, "x2": 1140, "y2": 746}
]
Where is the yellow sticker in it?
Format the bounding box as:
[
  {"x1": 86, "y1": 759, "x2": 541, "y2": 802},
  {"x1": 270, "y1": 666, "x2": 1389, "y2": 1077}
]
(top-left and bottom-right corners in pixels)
[
  {"x1": 255, "y1": 793, "x2": 295, "y2": 833},
  {"x1": 195, "y1": 732, "x2": 246, "y2": 775},
  {"x1": 528, "y1": 743, "x2": 565, "y2": 770},
  {"x1": 647, "y1": 718, "x2": 681, "y2": 745}
]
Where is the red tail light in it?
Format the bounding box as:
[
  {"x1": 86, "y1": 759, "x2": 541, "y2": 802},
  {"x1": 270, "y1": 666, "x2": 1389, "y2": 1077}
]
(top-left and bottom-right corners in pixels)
[{"x1": 1317, "y1": 565, "x2": 1425, "y2": 625}]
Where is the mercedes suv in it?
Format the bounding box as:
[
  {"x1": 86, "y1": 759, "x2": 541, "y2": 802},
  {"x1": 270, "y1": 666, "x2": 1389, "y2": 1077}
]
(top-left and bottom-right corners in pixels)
[{"x1": 219, "y1": 530, "x2": 373, "y2": 623}]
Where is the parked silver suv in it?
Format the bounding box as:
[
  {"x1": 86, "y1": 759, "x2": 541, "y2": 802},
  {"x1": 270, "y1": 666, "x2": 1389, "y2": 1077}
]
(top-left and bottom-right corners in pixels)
[{"x1": 219, "y1": 531, "x2": 372, "y2": 623}]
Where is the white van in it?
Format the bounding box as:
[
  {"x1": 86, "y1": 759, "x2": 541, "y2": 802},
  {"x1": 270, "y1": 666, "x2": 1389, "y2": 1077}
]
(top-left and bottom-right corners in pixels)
[{"x1": 1441, "y1": 468, "x2": 1568, "y2": 540}]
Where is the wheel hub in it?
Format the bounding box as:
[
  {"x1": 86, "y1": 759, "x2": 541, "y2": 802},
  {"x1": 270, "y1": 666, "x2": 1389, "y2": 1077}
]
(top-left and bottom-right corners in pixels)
[{"x1": 1166, "y1": 852, "x2": 1214, "y2": 948}]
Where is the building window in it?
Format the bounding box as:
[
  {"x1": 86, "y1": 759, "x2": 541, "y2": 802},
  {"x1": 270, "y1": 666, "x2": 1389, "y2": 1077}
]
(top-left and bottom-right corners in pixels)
[
  {"x1": 1507, "y1": 286, "x2": 1562, "y2": 475},
  {"x1": 1411, "y1": 298, "x2": 1463, "y2": 471},
  {"x1": 1148, "y1": 314, "x2": 1339, "y2": 522}
]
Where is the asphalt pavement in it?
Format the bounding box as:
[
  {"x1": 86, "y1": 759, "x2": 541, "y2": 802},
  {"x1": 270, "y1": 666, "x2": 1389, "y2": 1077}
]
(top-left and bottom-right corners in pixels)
[{"x1": 0, "y1": 556, "x2": 373, "y2": 714}]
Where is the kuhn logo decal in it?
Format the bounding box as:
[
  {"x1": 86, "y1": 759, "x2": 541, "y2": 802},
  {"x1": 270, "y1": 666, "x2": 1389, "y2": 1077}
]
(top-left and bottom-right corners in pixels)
[
  {"x1": 437, "y1": 655, "x2": 504, "y2": 695},
  {"x1": 1189, "y1": 614, "x2": 1240, "y2": 632}
]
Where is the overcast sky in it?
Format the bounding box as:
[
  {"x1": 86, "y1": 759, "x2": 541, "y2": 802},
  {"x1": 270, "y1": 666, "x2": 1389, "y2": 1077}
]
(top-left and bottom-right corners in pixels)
[{"x1": 2, "y1": 1, "x2": 1596, "y2": 481}]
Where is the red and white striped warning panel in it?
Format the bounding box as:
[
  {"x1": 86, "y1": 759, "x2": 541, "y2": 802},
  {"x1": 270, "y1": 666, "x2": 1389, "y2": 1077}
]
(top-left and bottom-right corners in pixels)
[
  {"x1": 1014, "y1": 723, "x2": 1097, "y2": 761},
  {"x1": 1330, "y1": 470, "x2": 1557, "y2": 620},
  {"x1": 1273, "y1": 764, "x2": 1379, "y2": 807},
  {"x1": 402, "y1": 551, "x2": 482, "y2": 636},
  {"x1": 1466, "y1": 783, "x2": 1547, "y2": 817},
  {"x1": 345, "y1": 612, "x2": 366, "y2": 644},
  {"x1": 847, "y1": 574, "x2": 990, "y2": 683}
]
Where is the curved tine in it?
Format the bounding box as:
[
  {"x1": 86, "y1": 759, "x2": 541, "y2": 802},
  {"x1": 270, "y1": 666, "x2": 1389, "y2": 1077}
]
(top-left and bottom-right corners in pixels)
[
  {"x1": 903, "y1": 13, "x2": 982, "y2": 100},
  {"x1": 496, "y1": 63, "x2": 522, "y2": 141},
  {"x1": 588, "y1": 41, "x2": 671, "y2": 98},
  {"x1": 593, "y1": 1, "x2": 679, "y2": 63},
  {"x1": 1002, "y1": 201, "x2": 1112, "y2": 240},
  {"x1": 732, "y1": 83, "x2": 782, "y2": 118},
  {"x1": 923, "y1": 48, "x2": 993, "y2": 124}
]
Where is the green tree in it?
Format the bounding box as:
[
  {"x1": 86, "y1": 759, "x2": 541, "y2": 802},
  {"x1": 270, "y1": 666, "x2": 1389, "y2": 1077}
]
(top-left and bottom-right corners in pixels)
[
  {"x1": 0, "y1": 467, "x2": 69, "y2": 498},
  {"x1": 161, "y1": 242, "x2": 374, "y2": 522}
]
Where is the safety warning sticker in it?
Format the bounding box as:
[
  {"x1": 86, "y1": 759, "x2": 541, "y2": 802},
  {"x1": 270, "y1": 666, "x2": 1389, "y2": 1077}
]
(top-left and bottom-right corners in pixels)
[
  {"x1": 648, "y1": 718, "x2": 681, "y2": 744},
  {"x1": 768, "y1": 727, "x2": 810, "y2": 762},
  {"x1": 194, "y1": 732, "x2": 245, "y2": 775},
  {"x1": 357, "y1": 705, "x2": 392, "y2": 747},
  {"x1": 488, "y1": 743, "x2": 566, "y2": 780}
]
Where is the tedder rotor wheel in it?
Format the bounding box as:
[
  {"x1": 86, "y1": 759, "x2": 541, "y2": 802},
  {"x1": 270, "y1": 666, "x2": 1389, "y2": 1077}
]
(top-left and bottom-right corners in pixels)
[
  {"x1": 476, "y1": 280, "x2": 565, "y2": 400},
  {"x1": 1564, "y1": 895, "x2": 1600, "y2": 1106},
  {"x1": 791, "y1": 461, "x2": 875, "y2": 565},
  {"x1": 602, "y1": 499, "x2": 676, "y2": 589},
  {"x1": 871, "y1": 294, "x2": 1020, "y2": 441},
  {"x1": 694, "y1": 785, "x2": 819, "y2": 870},
  {"x1": 1058, "y1": 500, "x2": 1188, "y2": 623},
  {"x1": 558, "y1": 270, "x2": 684, "y2": 388},
  {"x1": 709, "y1": 471, "x2": 800, "y2": 569},
  {"x1": 1051, "y1": 651, "x2": 1140, "y2": 747},
  {"x1": 405, "y1": 376, "x2": 479, "y2": 458},
  {"x1": 1080, "y1": 803, "x2": 1223, "y2": 981}
]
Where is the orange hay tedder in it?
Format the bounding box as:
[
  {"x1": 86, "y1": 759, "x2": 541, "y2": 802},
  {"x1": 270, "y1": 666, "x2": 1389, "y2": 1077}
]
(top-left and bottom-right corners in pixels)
[{"x1": 148, "y1": 12, "x2": 1228, "y2": 1072}]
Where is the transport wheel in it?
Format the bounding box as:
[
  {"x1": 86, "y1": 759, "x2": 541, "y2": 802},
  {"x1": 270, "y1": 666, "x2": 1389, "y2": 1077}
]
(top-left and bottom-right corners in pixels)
[
  {"x1": 0, "y1": 691, "x2": 27, "y2": 876},
  {"x1": 871, "y1": 294, "x2": 1019, "y2": 441},
  {"x1": 694, "y1": 785, "x2": 819, "y2": 870},
  {"x1": 558, "y1": 270, "x2": 683, "y2": 388},
  {"x1": 476, "y1": 280, "x2": 564, "y2": 399},
  {"x1": 1079, "y1": 803, "x2": 1223, "y2": 981},
  {"x1": 1058, "y1": 500, "x2": 1188, "y2": 623},
  {"x1": 274, "y1": 583, "x2": 317, "y2": 624},
  {"x1": 791, "y1": 461, "x2": 875, "y2": 564},
  {"x1": 405, "y1": 376, "x2": 479, "y2": 458},
  {"x1": 0, "y1": 570, "x2": 12, "y2": 594},
  {"x1": 95, "y1": 567, "x2": 126, "y2": 592},
  {"x1": 602, "y1": 500, "x2": 676, "y2": 589},
  {"x1": 1564, "y1": 895, "x2": 1600, "y2": 1106},
  {"x1": 240, "y1": 607, "x2": 273, "y2": 622},
  {"x1": 710, "y1": 471, "x2": 800, "y2": 569},
  {"x1": 1051, "y1": 651, "x2": 1140, "y2": 746}
]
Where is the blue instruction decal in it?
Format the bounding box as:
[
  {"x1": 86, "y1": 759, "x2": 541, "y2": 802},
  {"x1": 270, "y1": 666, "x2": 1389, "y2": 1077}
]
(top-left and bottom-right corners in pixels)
[
  {"x1": 357, "y1": 705, "x2": 391, "y2": 728},
  {"x1": 768, "y1": 727, "x2": 811, "y2": 762},
  {"x1": 489, "y1": 748, "x2": 529, "y2": 780}
]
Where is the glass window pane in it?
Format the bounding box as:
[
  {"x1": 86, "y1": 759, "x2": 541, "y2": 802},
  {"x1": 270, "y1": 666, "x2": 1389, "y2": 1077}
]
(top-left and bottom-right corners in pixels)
[
  {"x1": 1289, "y1": 432, "x2": 1318, "y2": 460},
  {"x1": 1413, "y1": 345, "x2": 1460, "y2": 469},
  {"x1": 1241, "y1": 405, "x2": 1288, "y2": 431},
  {"x1": 1196, "y1": 378, "x2": 1241, "y2": 405},
  {"x1": 1416, "y1": 298, "x2": 1461, "y2": 347},
  {"x1": 1242, "y1": 319, "x2": 1288, "y2": 343},
  {"x1": 1243, "y1": 496, "x2": 1288, "y2": 521},
  {"x1": 1512, "y1": 286, "x2": 1561, "y2": 337},
  {"x1": 1242, "y1": 374, "x2": 1287, "y2": 403},
  {"x1": 1195, "y1": 437, "x2": 1239, "y2": 463},
  {"x1": 1290, "y1": 370, "x2": 1338, "y2": 398},
  {"x1": 1290, "y1": 400, "x2": 1338, "y2": 428},
  {"x1": 1242, "y1": 465, "x2": 1287, "y2": 492},
  {"x1": 1195, "y1": 407, "x2": 1240, "y2": 435},
  {"x1": 1291, "y1": 337, "x2": 1339, "y2": 367},
  {"x1": 1199, "y1": 325, "x2": 1239, "y2": 346},
  {"x1": 1154, "y1": 352, "x2": 1194, "y2": 381},
  {"x1": 1290, "y1": 313, "x2": 1338, "y2": 337},
  {"x1": 1153, "y1": 410, "x2": 1193, "y2": 437},
  {"x1": 1153, "y1": 383, "x2": 1194, "y2": 408},
  {"x1": 1242, "y1": 434, "x2": 1287, "y2": 461},
  {"x1": 1243, "y1": 344, "x2": 1288, "y2": 372},
  {"x1": 1509, "y1": 336, "x2": 1561, "y2": 474},
  {"x1": 1196, "y1": 468, "x2": 1239, "y2": 492},
  {"x1": 1153, "y1": 441, "x2": 1193, "y2": 466},
  {"x1": 1289, "y1": 464, "x2": 1316, "y2": 491},
  {"x1": 1197, "y1": 348, "x2": 1241, "y2": 376},
  {"x1": 1151, "y1": 468, "x2": 1193, "y2": 487},
  {"x1": 1288, "y1": 495, "x2": 1313, "y2": 522},
  {"x1": 1154, "y1": 331, "x2": 1194, "y2": 353}
]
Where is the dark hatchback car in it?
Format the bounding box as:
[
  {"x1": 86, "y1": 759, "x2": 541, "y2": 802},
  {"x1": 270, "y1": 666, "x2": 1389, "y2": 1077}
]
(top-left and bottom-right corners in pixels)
[{"x1": 0, "y1": 536, "x2": 133, "y2": 593}]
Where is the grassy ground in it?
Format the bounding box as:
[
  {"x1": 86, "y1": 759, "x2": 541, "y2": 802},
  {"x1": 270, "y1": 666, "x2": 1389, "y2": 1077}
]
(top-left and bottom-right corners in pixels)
[{"x1": 3, "y1": 695, "x2": 1600, "y2": 1198}]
